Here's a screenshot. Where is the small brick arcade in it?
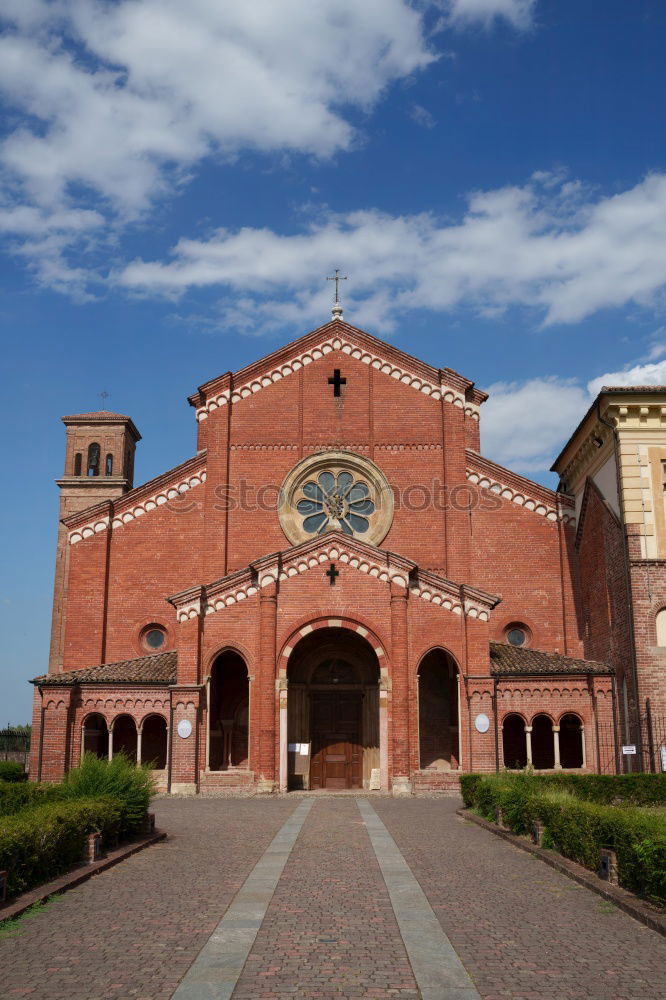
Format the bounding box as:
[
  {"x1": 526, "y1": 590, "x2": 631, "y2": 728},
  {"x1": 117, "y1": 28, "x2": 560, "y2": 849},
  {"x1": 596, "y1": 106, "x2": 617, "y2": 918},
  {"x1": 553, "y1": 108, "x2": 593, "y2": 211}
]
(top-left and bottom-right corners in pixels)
[{"x1": 32, "y1": 314, "x2": 660, "y2": 793}]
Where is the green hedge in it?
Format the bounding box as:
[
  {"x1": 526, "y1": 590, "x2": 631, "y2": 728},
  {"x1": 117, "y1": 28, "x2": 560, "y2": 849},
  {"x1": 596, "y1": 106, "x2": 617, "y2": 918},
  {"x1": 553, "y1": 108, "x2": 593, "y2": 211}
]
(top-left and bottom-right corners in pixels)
[
  {"x1": 0, "y1": 797, "x2": 123, "y2": 898},
  {"x1": 62, "y1": 753, "x2": 156, "y2": 837},
  {"x1": 461, "y1": 771, "x2": 666, "y2": 807},
  {"x1": 463, "y1": 774, "x2": 666, "y2": 906},
  {"x1": 0, "y1": 782, "x2": 67, "y2": 817},
  {"x1": 0, "y1": 761, "x2": 27, "y2": 783}
]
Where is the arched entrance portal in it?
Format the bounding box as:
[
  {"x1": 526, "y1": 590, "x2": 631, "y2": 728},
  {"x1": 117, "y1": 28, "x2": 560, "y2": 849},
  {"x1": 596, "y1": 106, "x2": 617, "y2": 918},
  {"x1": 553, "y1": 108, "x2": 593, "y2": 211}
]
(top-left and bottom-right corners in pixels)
[
  {"x1": 286, "y1": 628, "x2": 380, "y2": 790},
  {"x1": 418, "y1": 649, "x2": 460, "y2": 771},
  {"x1": 208, "y1": 651, "x2": 249, "y2": 771}
]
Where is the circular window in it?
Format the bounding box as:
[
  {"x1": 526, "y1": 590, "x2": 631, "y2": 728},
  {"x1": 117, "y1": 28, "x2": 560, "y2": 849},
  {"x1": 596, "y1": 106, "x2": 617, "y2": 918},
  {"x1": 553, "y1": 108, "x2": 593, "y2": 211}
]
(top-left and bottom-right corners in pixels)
[
  {"x1": 142, "y1": 626, "x2": 166, "y2": 651},
  {"x1": 506, "y1": 627, "x2": 527, "y2": 647},
  {"x1": 278, "y1": 451, "x2": 394, "y2": 546}
]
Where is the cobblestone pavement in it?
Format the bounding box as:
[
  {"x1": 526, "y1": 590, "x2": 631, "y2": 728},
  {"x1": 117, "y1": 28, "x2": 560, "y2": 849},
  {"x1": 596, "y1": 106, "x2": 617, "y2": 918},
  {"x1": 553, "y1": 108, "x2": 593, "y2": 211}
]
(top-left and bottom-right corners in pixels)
[
  {"x1": 0, "y1": 798, "x2": 295, "y2": 1000},
  {"x1": 231, "y1": 798, "x2": 419, "y2": 999},
  {"x1": 374, "y1": 798, "x2": 666, "y2": 1000},
  {"x1": 1, "y1": 796, "x2": 666, "y2": 1000}
]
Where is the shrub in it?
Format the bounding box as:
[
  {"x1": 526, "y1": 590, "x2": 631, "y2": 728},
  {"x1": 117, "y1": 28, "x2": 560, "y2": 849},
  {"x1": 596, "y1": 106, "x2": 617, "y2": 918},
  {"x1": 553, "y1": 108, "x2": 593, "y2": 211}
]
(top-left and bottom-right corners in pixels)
[
  {"x1": 536, "y1": 772, "x2": 666, "y2": 807},
  {"x1": 62, "y1": 753, "x2": 156, "y2": 836},
  {"x1": 0, "y1": 761, "x2": 27, "y2": 783},
  {"x1": 0, "y1": 782, "x2": 66, "y2": 817},
  {"x1": 0, "y1": 797, "x2": 123, "y2": 898},
  {"x1": 464, "y1": 773, "x2": 666, "y2": 905},
  {"x1": 459, "y1": 774, "x2": 482, "y2": 808}
]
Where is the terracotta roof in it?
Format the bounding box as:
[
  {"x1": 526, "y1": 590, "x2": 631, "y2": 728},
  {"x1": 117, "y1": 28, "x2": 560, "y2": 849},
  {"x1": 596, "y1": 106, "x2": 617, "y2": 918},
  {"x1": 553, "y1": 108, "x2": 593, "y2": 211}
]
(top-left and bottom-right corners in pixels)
[
  {"x1": 61, "y1": 410, "x2": 132, "y2": 421},
  {"x1": 31, "y1": 651, "x2": 177, "y2": 686},
  {"x1": 601, "y1": 385, "x2": 666, "y2": 392},
  {"x1": 490, "y1": 641, "x2": 612, "y2": 676}
]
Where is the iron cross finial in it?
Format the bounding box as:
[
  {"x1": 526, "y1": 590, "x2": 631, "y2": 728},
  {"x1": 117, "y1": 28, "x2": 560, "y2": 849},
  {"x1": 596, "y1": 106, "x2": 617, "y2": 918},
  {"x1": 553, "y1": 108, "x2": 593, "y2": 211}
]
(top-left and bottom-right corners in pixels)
[
  {"x1": 327, "y1": 269, "x2": 347, "y2": 320},
  {"x1": 99, "y1": 391, "x2": 109, "y2": 405}
]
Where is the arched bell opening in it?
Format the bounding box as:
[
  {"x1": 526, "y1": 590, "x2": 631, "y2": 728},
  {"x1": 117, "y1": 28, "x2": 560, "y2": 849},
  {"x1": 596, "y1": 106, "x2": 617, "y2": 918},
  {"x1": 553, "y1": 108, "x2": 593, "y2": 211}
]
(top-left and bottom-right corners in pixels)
[
  {"x1": 82, "y1": 713, "x2": 109, "y2": 760},
  {"x1": 502, "y1": 713, "x2": 528, "y2": 769},
  {"x1": 208, "y1": 651, "x2": 249, "y2": 771},
  {"x1": 559, "y1": 713, "x2": 584, "y2": 769},
  {"x1": 531, "y1": 713, "x2": 555, "y2": 769},
  {"x1": 140, "y1": 714, "x2": 168, "y2": 769},
  {"x1": 417, "y1": 649, "x2": 460, "y2": 771},
  {"x1": 111, "y1": 714, "x2": 138, "y2": 762},
  {"x1": 286, "y1": 628, "x2": 380, "y2": 791}
]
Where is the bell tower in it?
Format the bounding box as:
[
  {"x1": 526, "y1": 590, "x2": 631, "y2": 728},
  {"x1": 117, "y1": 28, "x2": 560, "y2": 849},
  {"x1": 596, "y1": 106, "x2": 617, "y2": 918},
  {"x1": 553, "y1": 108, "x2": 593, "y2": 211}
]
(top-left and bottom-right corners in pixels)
[{"x1": 49, "y1": 411, "x2": 141, "y2": 673}]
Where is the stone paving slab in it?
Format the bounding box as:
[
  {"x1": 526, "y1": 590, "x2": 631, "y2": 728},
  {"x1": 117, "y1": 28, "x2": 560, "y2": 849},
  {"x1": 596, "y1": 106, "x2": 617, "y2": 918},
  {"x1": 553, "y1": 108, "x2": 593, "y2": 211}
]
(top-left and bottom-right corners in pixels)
[
  {"x1": 173, "y1": 801, "x2": 313, "y2": 1000},
  {"x1": 0, "y1": 798, "x2": 296, "y2": 1000},
  {"x1": 359, "y1": 799, "x2": 480, "y2": 1000},
  {"x1": 374, "y1": 798, "x2": 666, "y2": 1000},
  {"x1": 231, "y1": 797, "x2": 420, "y2": 999}
]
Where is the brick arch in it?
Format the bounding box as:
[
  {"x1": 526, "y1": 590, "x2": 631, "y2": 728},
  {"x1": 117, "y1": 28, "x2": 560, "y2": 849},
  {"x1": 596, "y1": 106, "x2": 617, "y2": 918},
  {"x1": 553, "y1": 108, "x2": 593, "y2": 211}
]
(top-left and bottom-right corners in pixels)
[
  {"x1": 137, "y1": 710, "x2": 168, "y2": 731},
  {"x1": 416, "y1": 645, "x2": 460, "y2": 675},
  {"x1": 278, "y1": 615, "x2": 388, "y2": 679},
  {"x1": 204, "y1": 641, "x2": 253, "y2": 678},
  {"x1": 500, "y1": 709, "x2": 527, "y2": 725}
]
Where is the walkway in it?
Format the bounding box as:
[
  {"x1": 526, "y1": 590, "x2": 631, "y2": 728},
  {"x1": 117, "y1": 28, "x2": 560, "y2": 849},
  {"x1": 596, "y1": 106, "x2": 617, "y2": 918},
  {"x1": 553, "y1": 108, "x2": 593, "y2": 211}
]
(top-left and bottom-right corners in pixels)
[{"x1": 0, "y1": 797, "x2": 664, "y2": 999}]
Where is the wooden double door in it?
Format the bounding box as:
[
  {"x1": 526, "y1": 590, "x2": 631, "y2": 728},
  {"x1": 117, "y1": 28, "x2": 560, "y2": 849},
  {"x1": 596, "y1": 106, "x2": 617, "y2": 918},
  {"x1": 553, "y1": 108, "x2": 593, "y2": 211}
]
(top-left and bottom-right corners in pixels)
[{"x1": 310, "y1": 690, "x2": 363, "y2": 790}]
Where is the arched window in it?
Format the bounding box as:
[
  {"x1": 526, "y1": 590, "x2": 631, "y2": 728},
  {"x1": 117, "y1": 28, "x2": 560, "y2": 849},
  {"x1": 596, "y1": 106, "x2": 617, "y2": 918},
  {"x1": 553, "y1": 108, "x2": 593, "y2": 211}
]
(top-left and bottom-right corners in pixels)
[
  {"x1": 418, "y1": 649, "x2": 460, "y2": 771},
  {"x1": 111, "y1": 714, "x2": 138, "y2": 762},
  {"x1": 531, "y1": 714, "x2": 555, "y2": 769},
  {"x1": 559, "y1": 714, "x2": 584, "y2": 768},
  {"x1": 141, "y1": 715, "x2": 167, "y2": 769},
  {"x1": 105, "y1": 453, "x2": 113, "y2": 476},
  {"x1": 74, "y1": 452, "x2": 82, "y2": 476},
  {"x1": 87, "y1": 442, "x2": 101, "y2": 477},
  {"x1": 82, "y1": 713, "x2": 109, "y2": 759},
  {"x1": 502, "y1": 714, "x2": 527, "y2": 769},
  {"x1": 656, "y1": 609, "x2": 666, "y2": 647}
]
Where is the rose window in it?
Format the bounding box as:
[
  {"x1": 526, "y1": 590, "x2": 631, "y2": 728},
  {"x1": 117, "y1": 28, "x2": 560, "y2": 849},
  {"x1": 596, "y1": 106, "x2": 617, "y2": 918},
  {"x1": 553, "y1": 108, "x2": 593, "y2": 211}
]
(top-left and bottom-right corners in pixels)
[
  {"x1": 296, "y1": 471, "x2": 375, "y2": 536},
  {"x1": 278, "y1": 451, "x2": 394, "y2": 547}
]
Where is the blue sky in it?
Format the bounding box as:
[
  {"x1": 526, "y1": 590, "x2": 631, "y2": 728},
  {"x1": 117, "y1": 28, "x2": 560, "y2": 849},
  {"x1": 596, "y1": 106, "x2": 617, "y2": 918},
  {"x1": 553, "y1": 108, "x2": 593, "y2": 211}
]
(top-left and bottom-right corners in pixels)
[{"x1": 2, "y1": 0, "x2": 666, "y2": 722}]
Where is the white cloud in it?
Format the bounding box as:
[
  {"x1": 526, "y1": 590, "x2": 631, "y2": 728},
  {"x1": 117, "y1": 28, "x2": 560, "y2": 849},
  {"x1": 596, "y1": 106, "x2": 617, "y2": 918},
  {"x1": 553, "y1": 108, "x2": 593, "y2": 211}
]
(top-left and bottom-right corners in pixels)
[
  {"x1": 482, "y1": 343, "x2": 666, "y2": 480},
  {"x1": 410, "y1": 104, "x2": 437, "y2": 129},
  {"x1": 481, "y1": 377, "x2": 589, "y2": 473},
  {"x1": 119, "y1": 172, "x2": 666, "y2": 332},
  {"x1": 0, "y1": 0, "x2": 435, "y2": 216},
  {"x1": 587, "y1": 359, "x2": 666, "y2": 397},
  {"x1": 446, "y1": 0, "x2": 536, "y2": 30}
]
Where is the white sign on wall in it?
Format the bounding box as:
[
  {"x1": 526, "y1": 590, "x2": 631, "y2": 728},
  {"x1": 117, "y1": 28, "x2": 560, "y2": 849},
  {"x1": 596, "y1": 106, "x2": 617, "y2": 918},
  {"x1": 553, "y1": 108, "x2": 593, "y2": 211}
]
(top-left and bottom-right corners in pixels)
[
  {"x1": 622, "y1": 744, "x2": 636, "y2": 755},
  {"x1": 177, "y1": 719, "x2": 192, "y2": 739},
  {"x1": 475, "y1": 713, "x2": 490, "y2": 734}
]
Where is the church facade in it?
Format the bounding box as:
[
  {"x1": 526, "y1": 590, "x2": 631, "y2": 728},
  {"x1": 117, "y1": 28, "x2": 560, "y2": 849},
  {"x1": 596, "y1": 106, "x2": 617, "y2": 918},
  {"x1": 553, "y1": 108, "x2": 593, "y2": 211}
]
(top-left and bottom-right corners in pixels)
[{"x1": 29, "y1": 318, "x2": 666, "y2": 792}]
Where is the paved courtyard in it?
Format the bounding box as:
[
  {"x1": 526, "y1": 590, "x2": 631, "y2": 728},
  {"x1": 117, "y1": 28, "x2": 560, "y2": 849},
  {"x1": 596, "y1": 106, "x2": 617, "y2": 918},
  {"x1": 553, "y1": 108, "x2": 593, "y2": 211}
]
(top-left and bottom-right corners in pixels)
[{"x1": 0, "y1": 796, "x2": 665, "y2": 999}]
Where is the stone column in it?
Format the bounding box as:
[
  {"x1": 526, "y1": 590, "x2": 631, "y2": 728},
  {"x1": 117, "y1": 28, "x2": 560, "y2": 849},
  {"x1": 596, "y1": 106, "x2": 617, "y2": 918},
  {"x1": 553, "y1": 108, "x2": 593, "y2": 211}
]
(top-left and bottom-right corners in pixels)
[
  {"x1": 552, "y1": 724, "x2": 562, "y2": 770},
  {"x1": 136, "y1": 727, "x2": 143, "y2": 766},
  {"x1": 524, "y1": 725, "x2": 533, "y2": 766},
  {"x1": 108, "y1": 722, "x2": 114, "y2": 761},
  {"x1": 390, "y1": 583, "x2": 411, "y2": 795},
  {"x1": 278, "y1": 681, "x2": 288, "y2": 792},
  {"x1": 379, "y1": 683, "x2": 389, "y2": 792}
]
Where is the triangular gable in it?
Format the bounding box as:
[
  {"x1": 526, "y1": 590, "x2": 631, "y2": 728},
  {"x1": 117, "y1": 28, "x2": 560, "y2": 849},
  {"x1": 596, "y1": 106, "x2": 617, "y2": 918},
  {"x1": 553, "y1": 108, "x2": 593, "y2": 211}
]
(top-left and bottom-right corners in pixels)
[
  {"x1": 64, "y1": 452, "x2": 207, "y2": 545},
  {"x1": 466, "y1": 450, "x2": 575, "y2": 525},
  {"x1": 188, "y1": 320, "x2": 487, "y2": 423},
  {"x1": 166, "y1": 531, "x2": 500, "y2": 622}
]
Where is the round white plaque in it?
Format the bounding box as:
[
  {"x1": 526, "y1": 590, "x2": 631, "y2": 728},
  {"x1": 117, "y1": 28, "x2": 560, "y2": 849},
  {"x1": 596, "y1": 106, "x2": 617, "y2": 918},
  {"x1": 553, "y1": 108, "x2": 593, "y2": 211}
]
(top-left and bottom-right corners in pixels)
[
  {"x1": 177, "y1": 719, "x2": 192, "y2": 739},
  {"x1": 475, "y1": 713, "x2": 490, "y2": 734}
]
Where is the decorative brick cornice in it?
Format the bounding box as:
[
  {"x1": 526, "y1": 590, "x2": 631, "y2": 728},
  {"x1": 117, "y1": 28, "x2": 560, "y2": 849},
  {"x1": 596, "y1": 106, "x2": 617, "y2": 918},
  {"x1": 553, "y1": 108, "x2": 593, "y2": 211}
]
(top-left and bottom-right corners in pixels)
[
  {"x1": 65, "y1": 453, "x2": 207, "y2": 545},
  {"x1": 166, "y1": 532, "x2": 500, "y2": 623},
  {"x1": 189, "y1": 321, "x2": 485, "y2": 423},
  {"x1": 466, "y1": 451, "x2": 575, "y2": 524}
]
